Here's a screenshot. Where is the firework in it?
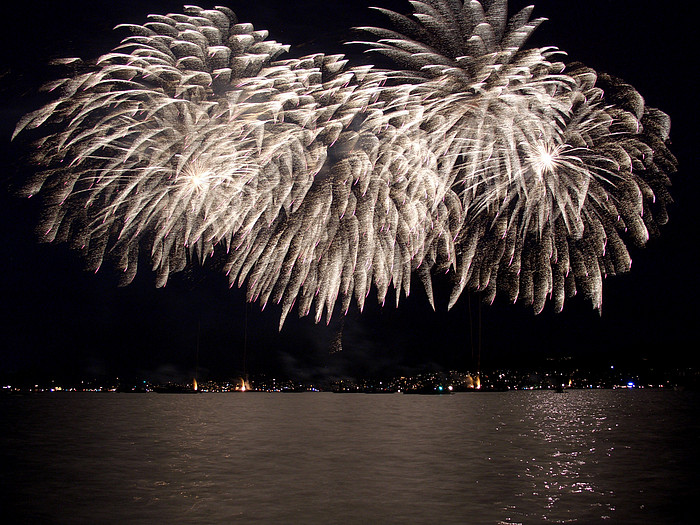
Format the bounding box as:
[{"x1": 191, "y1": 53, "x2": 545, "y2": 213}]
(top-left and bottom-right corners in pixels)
[
  {"x1": 357, "y1": 0, "x2": 676, "y2": 314},
  {"x1": 14, "y1": 1, "x2": 676, "y2": 324}
]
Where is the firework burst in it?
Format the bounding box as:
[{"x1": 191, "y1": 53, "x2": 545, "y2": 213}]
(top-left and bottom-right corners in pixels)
[
  {"x1": 13, "y1": 1, "x2": 676, "y2": 325},
  {"x1": 357, "y1": 0, "x2": 676, "y2": 313}
]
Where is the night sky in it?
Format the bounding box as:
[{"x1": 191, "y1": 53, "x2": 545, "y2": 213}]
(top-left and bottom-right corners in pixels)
[{"x1": 0, "y1": 0, "x2": 696, "y2": 384}]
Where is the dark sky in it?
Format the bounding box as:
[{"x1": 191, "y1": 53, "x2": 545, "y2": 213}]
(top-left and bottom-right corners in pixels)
[{"x1": 0, "y1": 0, "x2": 696, "y2": 383}]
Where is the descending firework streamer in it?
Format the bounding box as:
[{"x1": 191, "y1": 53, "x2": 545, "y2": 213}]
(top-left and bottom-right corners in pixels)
[
  {"x1": 12, "y1": 4, "x2": 456, "y2": 327},
  {"x1": 357, "y1": 0, "x2": 677, "y2": 313},
  {"x1": 13, "y1": 1, "x2": 676, "y2": 325}
]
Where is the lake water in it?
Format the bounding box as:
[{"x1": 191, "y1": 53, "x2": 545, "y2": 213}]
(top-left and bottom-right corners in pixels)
[{"x1": 1, "y1": 390, "x2": 697, "y2": 524}]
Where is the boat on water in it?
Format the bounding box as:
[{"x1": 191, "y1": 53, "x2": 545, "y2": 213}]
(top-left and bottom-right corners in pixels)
[
  {"x1": 154, "y1": 379, "x2": 200, "y2": 394},
  {"x1": 154, "y1": 384, "x2": 200, "y2": 393}
]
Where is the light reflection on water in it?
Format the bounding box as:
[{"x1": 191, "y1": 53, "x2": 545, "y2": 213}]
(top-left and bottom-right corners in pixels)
[{"x1": 1, "y1": 390, "x2": 697, "y2": 524}]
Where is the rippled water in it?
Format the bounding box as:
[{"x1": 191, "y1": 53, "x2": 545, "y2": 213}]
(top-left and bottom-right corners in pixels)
[{"x1": 1, "y1": 390, "x2": 697, "y2": 524}]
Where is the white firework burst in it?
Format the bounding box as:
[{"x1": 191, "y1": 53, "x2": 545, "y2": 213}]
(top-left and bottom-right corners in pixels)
[
  {"x1": 358, "y1": 0, "x2": 676, "y2": 314},
  {"x1": 13, "y1": 1, "x2": 676, "y2": 325},
  {"x1": 13, "y1": 4, "x2": 456, "y2": 327}
]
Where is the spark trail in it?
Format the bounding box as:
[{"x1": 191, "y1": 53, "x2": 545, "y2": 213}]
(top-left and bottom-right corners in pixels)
[{"x1": 13, "y1": 1, "x2": 676, "y2": 326}]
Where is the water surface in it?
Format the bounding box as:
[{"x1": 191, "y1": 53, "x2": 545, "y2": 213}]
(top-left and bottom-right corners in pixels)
[{"x1": 1, "y1": 390, "x2": 697, "y2": 524}]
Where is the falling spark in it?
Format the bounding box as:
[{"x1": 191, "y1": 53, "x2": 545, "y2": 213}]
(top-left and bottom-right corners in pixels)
[{"x1": 13, "y1": 1, "x2": 676, "y2": 326}]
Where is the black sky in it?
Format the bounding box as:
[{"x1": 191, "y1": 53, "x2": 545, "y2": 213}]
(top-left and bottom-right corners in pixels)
[{"x1": 0, "y1": 0, "x2": 696, "y2": 383}]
